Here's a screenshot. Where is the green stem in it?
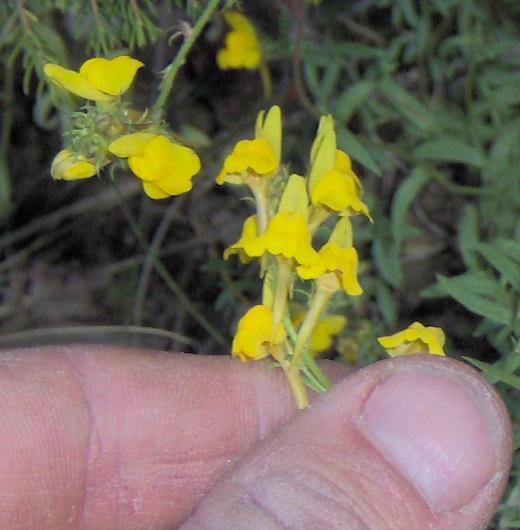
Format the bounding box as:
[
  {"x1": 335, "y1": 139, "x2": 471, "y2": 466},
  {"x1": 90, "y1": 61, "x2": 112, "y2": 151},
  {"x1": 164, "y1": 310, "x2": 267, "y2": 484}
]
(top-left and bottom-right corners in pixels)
[
  {"x1": 249, "y1": 182, "x2": 269, "y2": 233},
  {"x1": 301, "y1": 350, "x2": 331, "y2": 390},
  {"x1": 291, "y1": 285, "x2": 333, "y2": 369},
  {"x1": 272, "y1": 344, "x2": 308, "y2": 409},
  {"x1": 153, "y1": 0, "x2": 220, "y2": 117},
  {"x1": 111, "y1": 180, "x2": 226, "y2": 346},
  {"x1": 271, "y1": 257, "x2": 292, "y2": 334},
  {"x1": 258, "y1": 61, "x2": 272, "y2": 99}
]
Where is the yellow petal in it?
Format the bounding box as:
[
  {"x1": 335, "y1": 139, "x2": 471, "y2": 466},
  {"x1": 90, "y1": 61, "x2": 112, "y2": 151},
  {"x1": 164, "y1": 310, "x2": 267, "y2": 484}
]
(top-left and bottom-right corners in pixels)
[
  {"x1": 231, "y1": 304, "x2": 285, "y2": 361},
  {"x1": 128, "y1": 136, "x2": 201, "y2": 197},
  {"x1": 278, "y1": 174, "x2": 309, "y2": 217},
  {"x1": 328, "y1": 217, "x2": 353, "y2": 248},
  {"x1": 310, "y1": 314, "x2": 347, "y2": 352},
  {"x1": 108, "y1": 133, "x2": 156, "y2": 157},
  {"x1": 297, "y1": 242, "x2": 362, "y2": 296},
  {"x1": 217, "y1": 138, "x2": 277, "y2": 183},
  {"x1": 255, "y1": 106, "x2": 281, "y2": 165},
  {"x1": 223, "y1": 11, "x2": 257, "y2": 35},
  {"x1": 308, "y1": 115, "x2": 336, "y2": 190},
  {"x1": 217, "y1": 31, "x2": 261, "y2": 70},
  {"x1": 296, "y1": 259, "x2": 327, "y2": 280},
  {"x1": 246, "y1": 212, "x2": 318, "y2": 266},
  {"x1": 335, "y1": 150, "x2": 362, "y2": 193},
  {"x1": 141, "y1": 181, "x2": 171, "y2": 200},
  {"x1": 310, "y1": 169, "x2": 370, "y2": 218},
  {"x1": 378, "y1": 321, "x2": 446, "y2": 356},
  {"x1": 79, "y1": 56, "x2": 143, "y2": 96},
  {"x1": 224, "y1": 215, "x2": 258, "y2": 262},
  {"x1": 50, "y1": 149, "x2": 97, "y2": 180},
  {"x1": 44, "y1": 63, "x2": 112, "y2": 101},
  {"x1": 335, "y1": 150, "x2": 352, "y2": 173}
]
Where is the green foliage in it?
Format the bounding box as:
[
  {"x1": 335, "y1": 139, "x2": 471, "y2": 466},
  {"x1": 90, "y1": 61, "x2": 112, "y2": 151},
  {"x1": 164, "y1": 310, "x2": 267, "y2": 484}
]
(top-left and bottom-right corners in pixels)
[{"x1": 290, "y1": 2, "x2": 520, "y2": 524}]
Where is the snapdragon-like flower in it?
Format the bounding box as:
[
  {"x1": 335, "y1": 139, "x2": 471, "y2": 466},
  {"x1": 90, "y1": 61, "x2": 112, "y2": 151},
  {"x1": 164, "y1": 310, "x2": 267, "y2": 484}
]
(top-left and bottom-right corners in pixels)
[
  {"x1": 108, "y1": 133, "x2": 201, "y2": 199},
  {"x1": 223, "y1": 215, "x2": 258, "y2": 263},
  {"x1": 217, "y1": 11, "x2": 261, "y2": 70},
  {"x1": 231, "y1": 174, "x2": 318, "y2": 266},
  {"x1": 231, "y1": 304, "x2": 286, "y2": 361},
  {"x1": 378, "y1": 321, "x2": 446, "y2": 357},
  {"x1": 50, "y1": 149, "x2": 97, "y2": 180},
  {"x1": 309, "y1": 314, "x2": 347, "y2": 354},
  {"x1": 44, "y1": 56, "x2": 143, "y2": 101},
  {"x1": 298, "y1": 217, "x2": 363, "y2": 296},
  {"x1": 216, "y1": 105, "x2": 281, "y2": 185},
  {"x1": 308, "y1": 115, "x2": 370, "y2": 219}
]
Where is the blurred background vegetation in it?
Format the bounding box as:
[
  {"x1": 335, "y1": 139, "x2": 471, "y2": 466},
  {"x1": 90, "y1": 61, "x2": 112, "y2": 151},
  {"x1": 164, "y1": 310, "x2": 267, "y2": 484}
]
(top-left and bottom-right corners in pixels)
[{"x1": 0, "y1": 0, "x2": 519, "y2": 526}]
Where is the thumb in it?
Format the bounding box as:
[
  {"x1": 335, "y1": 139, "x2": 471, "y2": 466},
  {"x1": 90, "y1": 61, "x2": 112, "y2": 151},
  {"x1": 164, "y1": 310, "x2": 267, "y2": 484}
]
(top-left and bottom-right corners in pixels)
[{"x1": 181, "y1": 355, "x2": 512, "y2": 530}]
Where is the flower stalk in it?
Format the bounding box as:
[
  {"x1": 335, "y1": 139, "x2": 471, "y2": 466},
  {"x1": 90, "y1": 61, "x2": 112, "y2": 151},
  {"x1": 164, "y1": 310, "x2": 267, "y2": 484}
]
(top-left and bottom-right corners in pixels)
[
  {"x1": 291, "y1": 277, "x2": 337, "y2": 369},
  {"x1": 271, "y1": 256, "x2": 292, "y2": 334},
  {"x1": 153, "y1": 0, "x2": 221, "y2": 117}
]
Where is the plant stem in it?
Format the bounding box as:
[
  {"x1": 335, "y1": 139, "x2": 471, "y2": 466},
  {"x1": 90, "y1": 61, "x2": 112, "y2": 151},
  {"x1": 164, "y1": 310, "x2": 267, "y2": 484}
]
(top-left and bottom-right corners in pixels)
[
  {"x1": 271, "y1": 257, "x2": 292, "y2": 334},
  {"x1": 153, "y1": 0, "x2": 220, "y2": 117},
  {"x1": 249, "y1": 181, "x2": 269, "y2": 233},
  {"x1": 271, "y1": 344, "x2": 308, "y2": 409},
  {"x1": 258, "y1": 61, "x2": 272, "y2": 99},
  {"x1": 290, "y1": 285, "x2": 333, "y2": 369}
]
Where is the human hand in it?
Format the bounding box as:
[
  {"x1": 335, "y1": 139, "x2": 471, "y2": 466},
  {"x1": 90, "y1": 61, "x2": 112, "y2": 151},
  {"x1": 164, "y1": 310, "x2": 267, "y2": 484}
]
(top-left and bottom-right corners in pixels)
[{"x1": 0, "y1": 346, "x2": 511, "y2": 529}]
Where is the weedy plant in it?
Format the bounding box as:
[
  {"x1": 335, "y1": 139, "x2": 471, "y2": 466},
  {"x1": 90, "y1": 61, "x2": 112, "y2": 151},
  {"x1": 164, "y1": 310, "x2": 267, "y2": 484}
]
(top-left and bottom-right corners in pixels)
[{"x1": 1, "y1": 0, "x2": 519, "y2": 527}]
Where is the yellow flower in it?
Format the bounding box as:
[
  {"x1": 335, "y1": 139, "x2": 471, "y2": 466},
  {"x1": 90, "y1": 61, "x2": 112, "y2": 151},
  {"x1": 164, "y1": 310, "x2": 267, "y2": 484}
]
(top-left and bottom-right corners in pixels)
[
  {"x1": 107, "y1": 132, "x2": 156, "y2": 157},
  {"x1": 310, "y1": 315, "x2": 347, "y2": 353},
  {"x1": 298, "y1": 217, "x2": 363, "y2": 296},
  {"x1": 50, "y1": 149, "x2": 97, "y2": 180},
  {"x1": 44, "y1": 56, "x2": 143, "y2": 101},
  {"x1": 236, "y1": 174, "x2": 319, "y2": 266},
  {"x1": 308, "y1": 115, "x2": 370, "y2": 219},
  {"x1": 216, "y1": 105, "x2": 281, "y2": 185},
  {"x1": 108, "y1": 133, "x2": 201, "y2": 199},
  {"x1": 231, "y1": 305, "x2": 286, "y2": 361},
  {"x1": 217, "y1": 11, "x2": 261, "y2": 70},
  {"x1": 378, "y1": 321, "x2": 446, "y2": 357},
  {"x1": 223, "y1": 215, "x2": 258, "y2": 263}
]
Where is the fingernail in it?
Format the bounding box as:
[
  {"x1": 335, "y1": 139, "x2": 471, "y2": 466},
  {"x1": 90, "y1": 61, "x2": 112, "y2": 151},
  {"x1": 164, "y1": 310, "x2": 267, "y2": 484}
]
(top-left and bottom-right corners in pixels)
[{"x1": 360, "y1": 369, "x2": 497, "y2": 511}]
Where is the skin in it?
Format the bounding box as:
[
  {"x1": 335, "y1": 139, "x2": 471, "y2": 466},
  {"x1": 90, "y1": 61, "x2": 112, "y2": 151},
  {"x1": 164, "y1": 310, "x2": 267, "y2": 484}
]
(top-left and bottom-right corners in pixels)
[{"x1": 0, "y1": 345, "x2": 512, "y2": 530}]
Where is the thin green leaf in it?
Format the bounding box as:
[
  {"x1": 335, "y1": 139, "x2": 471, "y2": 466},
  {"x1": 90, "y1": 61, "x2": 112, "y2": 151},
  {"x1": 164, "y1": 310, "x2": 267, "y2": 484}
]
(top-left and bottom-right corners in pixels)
[
  {"x1": 414, "y1": 137, "x2": 485, "y2": 167},
  {"x1": 379, "y1": 79, "x2": 432, "y2": 131},
  {"x1": 436, "y1": 275, "x2": 511, "y2": 325},
  {"x1": 373, "y1": 237, "x2": 402, "y2": 287},
  {"x1": 458, "y1": 204, "x2": 479, "y2": 269},
  {"x1": 391, "y1": 167, "x2": 430, "y2": 248},
  {"x1": 477, "y1": 242, "x2": 520, "y2": 290},
  {"x1": 376, "y1": 282, "x2": 398, "y2": 327},
  {"x1": 333, "y1": 81, "x2": 375, "y2": 123},
  {"x1": 464, "y1": 357, "x2": 520, "y2": 390}
]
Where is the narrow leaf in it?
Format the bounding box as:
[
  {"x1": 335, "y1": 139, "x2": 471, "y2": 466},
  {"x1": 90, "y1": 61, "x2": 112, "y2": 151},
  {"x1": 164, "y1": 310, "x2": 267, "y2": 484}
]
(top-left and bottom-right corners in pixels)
[
  {"x1": 436, "y1": 275, "x2": 511, "y2": 325},
  {"x1": 391, "y1": 167, "x2": 430, "y2": 248},
  {"x1": 414, "y1": 138, "x2": 485, "y2": 167}
]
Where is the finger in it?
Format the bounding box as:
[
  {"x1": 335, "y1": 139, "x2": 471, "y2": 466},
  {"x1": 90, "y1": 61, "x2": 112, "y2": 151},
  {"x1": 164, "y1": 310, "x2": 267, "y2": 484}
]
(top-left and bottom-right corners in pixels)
[
  {"x1": 181, "y1": 355, "x2": 512, "y2": 530},
  {"x1": 0, "y1": 345, "x2": 347, "y2": 530}
]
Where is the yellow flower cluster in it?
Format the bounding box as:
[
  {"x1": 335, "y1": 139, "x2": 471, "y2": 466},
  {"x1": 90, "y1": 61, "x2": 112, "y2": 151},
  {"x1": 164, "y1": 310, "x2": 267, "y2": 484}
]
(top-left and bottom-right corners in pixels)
[
  {"x1": 218, "y1": 106, "x2": 371, "y2": 407},
  {"x1": 44, "y1": 56, "x2": 201, "y2": 199}
]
